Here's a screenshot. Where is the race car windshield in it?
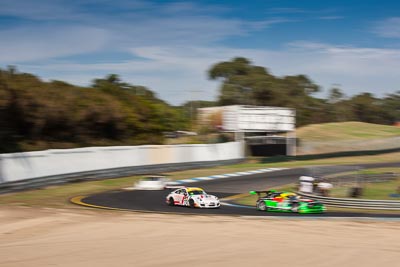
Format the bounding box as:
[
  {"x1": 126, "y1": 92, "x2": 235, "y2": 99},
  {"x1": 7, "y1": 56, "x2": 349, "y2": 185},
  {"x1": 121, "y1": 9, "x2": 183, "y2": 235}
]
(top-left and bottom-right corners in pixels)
[{"x1": 189, "y1": 190, "x2": 205, "y2": 195}]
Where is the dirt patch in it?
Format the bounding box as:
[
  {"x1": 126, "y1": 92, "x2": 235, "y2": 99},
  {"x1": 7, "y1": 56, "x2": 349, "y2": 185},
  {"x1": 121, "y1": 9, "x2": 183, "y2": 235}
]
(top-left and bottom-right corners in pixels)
[{"x1": 0, "y1": 206, "x2": 399, "y2": 267}]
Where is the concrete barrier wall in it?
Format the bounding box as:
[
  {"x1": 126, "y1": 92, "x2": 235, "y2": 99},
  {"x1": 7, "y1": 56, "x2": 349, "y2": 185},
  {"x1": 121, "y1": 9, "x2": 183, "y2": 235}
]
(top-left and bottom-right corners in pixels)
[{"x1": 0, "y1": 142, "x2": 244, "y2": 183}]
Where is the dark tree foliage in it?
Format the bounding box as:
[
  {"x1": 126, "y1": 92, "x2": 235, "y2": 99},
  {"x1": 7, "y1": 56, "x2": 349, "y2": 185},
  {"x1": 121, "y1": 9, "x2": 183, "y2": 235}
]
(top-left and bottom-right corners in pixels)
[
  {"x1": 0, "y1": 69, "x2": 189, "y2": 152},
  {"x1": 381, "y1": 91, "x2": 400, "y2": 124}
]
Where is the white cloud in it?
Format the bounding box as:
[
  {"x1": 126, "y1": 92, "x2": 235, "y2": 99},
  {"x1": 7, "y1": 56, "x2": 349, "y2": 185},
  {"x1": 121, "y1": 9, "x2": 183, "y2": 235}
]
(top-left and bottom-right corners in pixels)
[
  {"x1": 253, "y1": 42, "x2": 400, "y2": 97},
  {"x1": 160, "y1": 1, "x2": 230, "y2": 15},
  {"x1": 18, "y1": 41, "x2": 400, "y2": 104},
  {"x1": 0, "y1": 0, "x2": 79, "y2": 20},
  {"x1": 0, "y1": 0, "x2": 153, "y2": 20},
  {"x1": 3, "y1": 1, "x2": 400, "y2": 105},
  {"x1": 267, "y1": 7, "x2": 306, "y2": 14},
  {"x1": 131, "y1": 42, "x2": 400, "y2": 101},
  {"x1": 119, "y1": 16, "x2": 247, "y2": 45},
  {"x1": 0, "y1": 2, "x2": 272, "y2": 63},
  {"x1": 373, "y1": 17, "x2": 400, "y2": 38},
  {"x1": 282, "y1": 41, "x2": 400, "y2": 75},
  {"x1": 0, "y1": 26, "x2": 109, "y2": 62},
  {"x1": 318, "y1": 16, "x2": 344, "y2": 20},
  {"x1": 17, "y1": 46, "x2": 231, "y2": 104}
]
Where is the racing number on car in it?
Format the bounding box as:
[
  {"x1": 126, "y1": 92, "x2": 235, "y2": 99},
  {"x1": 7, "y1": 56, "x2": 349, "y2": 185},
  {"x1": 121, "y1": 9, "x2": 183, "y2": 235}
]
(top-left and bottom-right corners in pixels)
[
  {"x1": 181, "y1": 191, "x2": 188, "y2": 206},
  {"x1": 183, "y1": 195, "x2": 189, "y2": 206}
]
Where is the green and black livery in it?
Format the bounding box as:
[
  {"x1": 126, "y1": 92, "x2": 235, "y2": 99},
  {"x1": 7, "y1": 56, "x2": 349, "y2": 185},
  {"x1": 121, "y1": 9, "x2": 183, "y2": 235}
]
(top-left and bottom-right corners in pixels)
[{"x1": 249, "y1": 190, "x2": 326, "y2": 214}]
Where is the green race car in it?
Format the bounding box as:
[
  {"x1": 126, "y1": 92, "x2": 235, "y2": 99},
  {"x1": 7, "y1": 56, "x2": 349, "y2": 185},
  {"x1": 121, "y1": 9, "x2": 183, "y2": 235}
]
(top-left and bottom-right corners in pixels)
[{"x1": 249, "y1": 190, "x2": 326, "y2": 214}]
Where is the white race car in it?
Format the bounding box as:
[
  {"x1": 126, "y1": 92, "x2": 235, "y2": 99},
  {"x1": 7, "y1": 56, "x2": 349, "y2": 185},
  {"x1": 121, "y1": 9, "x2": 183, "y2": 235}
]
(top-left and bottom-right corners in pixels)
[
  {"x1": 133, "y1": 176, "x2": 171, "y2": 190},
  {"x1": 165, "y1": 187, "x2": 220, "y2": 208}
]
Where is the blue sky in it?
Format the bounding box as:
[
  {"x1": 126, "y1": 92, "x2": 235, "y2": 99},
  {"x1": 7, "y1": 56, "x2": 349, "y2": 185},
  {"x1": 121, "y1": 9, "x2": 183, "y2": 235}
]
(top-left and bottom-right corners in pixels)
[{"x1": 1, "y1": 0, "x2": 400, "y2": 105}]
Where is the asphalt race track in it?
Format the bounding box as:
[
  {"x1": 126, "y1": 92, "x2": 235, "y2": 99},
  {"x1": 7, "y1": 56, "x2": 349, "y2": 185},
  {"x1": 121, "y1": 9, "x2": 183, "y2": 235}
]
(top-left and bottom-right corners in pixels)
[
  {"x1": 78, "y1": 163, "x2": 400, "y2": 218},
  {"x1": 76, "y1": 163, "x2": 400, "y2": 218}
]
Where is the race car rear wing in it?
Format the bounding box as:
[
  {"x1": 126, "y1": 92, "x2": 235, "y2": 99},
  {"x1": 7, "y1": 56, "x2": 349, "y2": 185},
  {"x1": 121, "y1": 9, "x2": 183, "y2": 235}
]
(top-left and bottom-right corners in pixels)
[
  {"x1": 249, "y1": 190, "x2": 277, "y2": 196},
  {"x1": 165, "y1": 185, "x2": 186, "y2": 191}
]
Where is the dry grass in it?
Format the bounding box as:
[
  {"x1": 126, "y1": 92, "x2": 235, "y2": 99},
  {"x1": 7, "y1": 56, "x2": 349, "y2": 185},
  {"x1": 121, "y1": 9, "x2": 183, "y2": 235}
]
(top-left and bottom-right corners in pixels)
[{"x1": 296, "y1": 121, "x2": 400, "y2": 141}]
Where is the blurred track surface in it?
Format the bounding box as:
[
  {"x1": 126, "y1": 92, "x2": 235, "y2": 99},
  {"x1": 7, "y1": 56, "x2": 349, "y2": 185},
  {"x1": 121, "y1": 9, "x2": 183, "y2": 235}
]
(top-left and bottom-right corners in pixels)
[{"x1": 80, "y1": 164, "x2": 400, "y2": 218}]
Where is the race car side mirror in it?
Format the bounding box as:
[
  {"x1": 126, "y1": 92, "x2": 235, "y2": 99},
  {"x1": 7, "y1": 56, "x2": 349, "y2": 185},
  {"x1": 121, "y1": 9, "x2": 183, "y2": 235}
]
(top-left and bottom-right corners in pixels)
[{"x1": 249, "y1": 191, "x2": 257, "y2": 195}]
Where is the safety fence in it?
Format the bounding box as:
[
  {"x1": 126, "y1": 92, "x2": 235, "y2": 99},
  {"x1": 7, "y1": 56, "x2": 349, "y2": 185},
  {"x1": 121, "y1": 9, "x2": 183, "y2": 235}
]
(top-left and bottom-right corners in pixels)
[
  {"x1": 298, "y1": 192, "x2": 400, "y2": 211},
  {"x1": 326, "y1": 173, "x2": 398, "y2": 187}
]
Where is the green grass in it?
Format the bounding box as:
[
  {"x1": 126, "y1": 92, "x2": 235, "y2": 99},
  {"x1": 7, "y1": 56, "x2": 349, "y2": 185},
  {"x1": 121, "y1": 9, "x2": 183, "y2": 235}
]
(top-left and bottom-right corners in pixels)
[
  {"x1": 296, "y1": 121, "x2": 400, "y2": 141},
  {"x1": 0, "y1": 176, "x2": 143, "y2": 209},
  {"x1": 327, "y1": 168, "x2": 400, "y2": 200},
  {"x1": 270, "y1": 150, "x2": 400, "y2": 166}
]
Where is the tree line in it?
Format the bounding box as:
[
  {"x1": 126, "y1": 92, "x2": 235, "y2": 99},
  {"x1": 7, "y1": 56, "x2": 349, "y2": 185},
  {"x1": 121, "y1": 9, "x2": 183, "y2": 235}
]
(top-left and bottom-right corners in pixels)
[
  {"x1": 0, "y1": 67, "x2": 188, "y2": 152},
  {"x1": 207, "y1": 57, "x2": 400, "y2": 127},
  {"x1": 1, "y1": 58, "x2": 400, "y2": 152}
]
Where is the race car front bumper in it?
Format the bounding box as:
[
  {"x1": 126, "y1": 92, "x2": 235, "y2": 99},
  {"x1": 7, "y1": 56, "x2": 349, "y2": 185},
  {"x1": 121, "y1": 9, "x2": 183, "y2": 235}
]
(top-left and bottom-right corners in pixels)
[{"x1": 197, "y1": 201, "x2": 220, "y2": 208}]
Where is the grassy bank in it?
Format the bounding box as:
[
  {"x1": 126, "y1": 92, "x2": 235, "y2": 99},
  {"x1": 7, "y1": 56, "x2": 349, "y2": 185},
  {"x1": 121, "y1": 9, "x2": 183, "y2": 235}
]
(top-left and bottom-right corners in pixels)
[{"x1": 296, "y1": 121, "x2": 400, "y2": 141}]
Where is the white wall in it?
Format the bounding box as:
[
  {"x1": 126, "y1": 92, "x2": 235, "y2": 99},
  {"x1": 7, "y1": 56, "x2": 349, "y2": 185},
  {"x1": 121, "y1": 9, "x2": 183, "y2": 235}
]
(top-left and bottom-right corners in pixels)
[
  {"x1": 0, "y1": 142, "x2": 244, "y2": 183},
  {"x1": 222, "y1": 105, "x2": 295, "y2": 132}
]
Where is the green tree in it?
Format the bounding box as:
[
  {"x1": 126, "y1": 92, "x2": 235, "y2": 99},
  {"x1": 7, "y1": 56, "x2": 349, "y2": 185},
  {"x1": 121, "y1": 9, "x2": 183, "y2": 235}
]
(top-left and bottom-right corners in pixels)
[
  {"x1": 209, "y1": 58, "x2": 321, "y2": 126},
  {"x1": 349, "y1": 93, "x2": 387, "y2": 124},
  {"x1": 328, "y1": 87, "x2": 344, "y2": 104},
  {"x1": 0, "y1": 69, "x2": 190, "y2": 152},
  {"x1": 381, "y1": 91, "x2": 400, "y2": 124}
]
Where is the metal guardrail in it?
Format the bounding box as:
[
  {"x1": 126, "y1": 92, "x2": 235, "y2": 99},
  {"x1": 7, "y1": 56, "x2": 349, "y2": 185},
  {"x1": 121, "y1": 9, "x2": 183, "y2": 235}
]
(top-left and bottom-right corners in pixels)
[
  {"x1": 298, "y1": 192, "x2": 400, "y2": 211},
  {"x1": 0, "y1": 159, "x2": 244, "y2": 194},
  {"x1": 327, "y1": 173, "x2": 398, "y2": 186}
]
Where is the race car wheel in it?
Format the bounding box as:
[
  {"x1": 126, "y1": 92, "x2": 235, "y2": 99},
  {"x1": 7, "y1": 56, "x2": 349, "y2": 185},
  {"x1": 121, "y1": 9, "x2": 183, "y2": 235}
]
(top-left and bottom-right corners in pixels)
[
  {"x1": 189, "y1": 199, "x2": 195, "y2": 208},
  {"x1": 168, "y1": 197, "x2": 175, "y2": 206},
  {"x1": 257, "y1": 201, "x2": 267, "y2": 211}
]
